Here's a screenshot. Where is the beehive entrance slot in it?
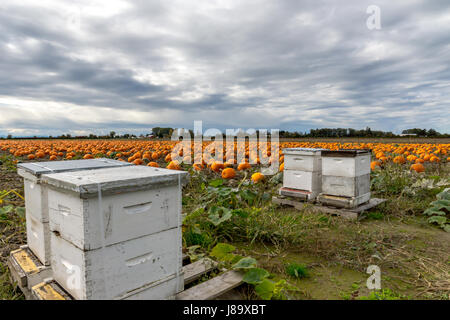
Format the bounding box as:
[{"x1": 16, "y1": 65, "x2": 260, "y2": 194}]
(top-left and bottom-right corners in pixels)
[{"x1": 124, "y1": 201, "x2": 153, "y2": 215}]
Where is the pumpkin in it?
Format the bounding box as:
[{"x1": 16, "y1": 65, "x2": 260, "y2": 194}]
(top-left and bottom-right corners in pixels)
[
  {"x1": 221, "y1": 168, "x2": 236, "y2": 179},
  {"x1": 251, "y1": 172, "x2": 265, "y2": 183},
  {"x1": 193, "y1": 163, "x2": 203, "y2": 171},
  {"x1": 393, "y1": 156, "x2": 406, "y2": 164},
  {"x1": 147, "y1": 161, "x2": 159, "y2": 168},
  {"x1": 210, "y1": 162, "x2": 224, "y2": 172},
  {"x1": 237, "y1": 163, "x2": 251, "y2": 171},
  {"x1": 370, "y1": 161, "x2": 381, "y2": 170},
  {"x1": 410, "y1": 163, "x2": 425, "y2": 173},
  {"x1": 167, "y1": 161, "x2": 181, "y2": 170}
]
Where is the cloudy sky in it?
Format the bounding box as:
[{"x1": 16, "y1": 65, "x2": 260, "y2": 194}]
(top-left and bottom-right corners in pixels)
[{"x1": 0, "y1": 0, "x2": 449, "y2": 137}]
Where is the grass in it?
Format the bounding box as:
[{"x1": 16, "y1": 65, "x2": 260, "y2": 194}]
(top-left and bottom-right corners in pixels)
[
  {"x1": 0, "y1": 262, "x2": 23, "y2": 300},
  {"x1": 285, "y1": 263, "x2": 309, "y2": 279}
]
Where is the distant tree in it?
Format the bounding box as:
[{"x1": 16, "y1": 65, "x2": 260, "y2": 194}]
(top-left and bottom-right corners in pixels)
[
  {"x1": 109, "y1": 131, "x2": 116, "y2": 138},
  {"x1": 426, "y1": 128, "x2": 439, "y2": 137},
  {"x1": 152, "y1": 127, "x2": 174, "y2": 138},
  {"x1": 6, "y1": 134, "x2": 12, "y2": 139},
  {"x1": 402, "y1": 128, "x2": 427, "y2": 136}
]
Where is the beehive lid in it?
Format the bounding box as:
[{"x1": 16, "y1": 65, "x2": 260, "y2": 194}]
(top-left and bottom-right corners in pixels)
[
  {"x1": 321, "y1": 149, "x2": 371, "y2": 157},
  {"x1": 282, "y1": 148, "x2": 328, "y2": 156},
  {"x1": 41, "y1": 166, "x2": 189, "y2": 198},
  {"x1": 17, "y1": 159, "x2": 132, "y2": 177}
]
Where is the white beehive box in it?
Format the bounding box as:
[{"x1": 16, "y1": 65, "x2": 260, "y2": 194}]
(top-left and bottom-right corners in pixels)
[
  {"x1": 281, "y1": 148, "x2": 327, "y2": 200},
  {"x1": 50, "y1": 228, "x2": 183, "y2": 300},
  {"x1": 17, "y1": 159, "x2": 132, "y2": 265},
  {"x1": 319, "y1": 150, "x2": 371, "y2": 208},
  {"x1": 283, "y1": 148, "x2": 324, "y2": 172},
  {"x1": 40, "y1": 166, "x2": 188, "y2": 300}
]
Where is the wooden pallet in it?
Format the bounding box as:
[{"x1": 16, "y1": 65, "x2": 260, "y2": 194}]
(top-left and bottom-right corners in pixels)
[
  {"x1": 8, "y1": 248, "x2": 244, "y2": 300},
  {"x1": 273, "y1": 196, "x2": 387, "y2": 220}
]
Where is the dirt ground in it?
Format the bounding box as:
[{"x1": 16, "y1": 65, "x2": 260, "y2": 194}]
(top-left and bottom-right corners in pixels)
[{"x1": 235, "y1": 214, "x2": 450, "y2": 299}]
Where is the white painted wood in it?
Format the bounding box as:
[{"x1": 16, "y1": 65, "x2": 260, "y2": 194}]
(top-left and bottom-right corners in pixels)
[
  {"x1": 322, "y1": 154, "x2": 371, "y2": 177},
  {"x1": 121, "y1": 274, "x2": 183, "y2": 300},
  {"x1": 284, "y1": 154, "x2": 322, "y2": 172},
  {"x1": 283, "y1": 170, "x2": 321, "y2": 194},
  {"x1": 282, "y1": 148, "x2": 326, "y2": 156},
  {"x1": 26, "y1": 211, "x2": 51, "y2": 265},
  {"x1": 283, "y1": 148, "x2": 325, "y2": 172},
  {"x1": 47, "y1": 183, "x2": 182, "y2": 251},
  {"x1": 18, "y1": 159, "x2": 134, "y2": 267},
  {"x1": 41, "y1": 166, "x2": 189, "y2": 198},
  {"x1": 22, "y1": 176, "x2": 48, "y2": 223},
  {"x1": 321, "y1": 174, "x2": 371, "y2": 197},
  {"x1": 18, "y1": 158, "x2": 132, "y2": 176},
  {"x1": 50, "y1": 227, "x2": 183, "y2": 300}
]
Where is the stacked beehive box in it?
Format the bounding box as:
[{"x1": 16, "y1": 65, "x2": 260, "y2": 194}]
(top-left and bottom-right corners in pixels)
[
  {"x1": 17, "y1": 159, "x2": 132, "y2": 266},
  {"x1": 279, "y1": 148, "x2": 327, "y2": 201},
  {"x1": 317, "y1": 149, "x2": 371, "y2": 208},
  {"x1": 40, "y1": 165, "x2": 188, "y2": 300}
]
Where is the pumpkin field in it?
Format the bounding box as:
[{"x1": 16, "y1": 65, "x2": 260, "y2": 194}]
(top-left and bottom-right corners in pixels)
[{"x1": 1, "y1": 138, "x2": 449, "y2": 300}]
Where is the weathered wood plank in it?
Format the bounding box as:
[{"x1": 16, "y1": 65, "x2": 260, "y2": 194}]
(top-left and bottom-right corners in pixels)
[
  {"x1": 176, "y1": 270, "x2": 243, "y2": 300},
  {"x1": 272, "y1": 196, "x2": 386, "y2": 220},
  {"x1": 7, "y1": 255, "x2": 27, "y2": 288},
  {"x1": 183, "y1": 258, "x2": 218, "y2": 285},
  {"x1": 273, "y1": 196, "x2": 354, "y2": 218},
  {"x1": 349, "y1": 198, "x2": 387, "y2": 213}
]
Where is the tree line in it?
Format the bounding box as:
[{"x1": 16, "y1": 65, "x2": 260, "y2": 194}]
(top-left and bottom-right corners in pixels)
[{"x1": 2, "y1": 127, "x2": 448, "y2": 139}]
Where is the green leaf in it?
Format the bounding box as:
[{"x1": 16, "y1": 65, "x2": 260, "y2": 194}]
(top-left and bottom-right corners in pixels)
[
  {"x1": 243, "y1": 268, "x2": 270, "y2": 285},
  {"x1": 240, "y1": 189, "x2": 256, "y2": 204},
  {"x1": 428, "y1": 216, "x2": 447, "y2": 227},
  {"x1": 209, "y1": 179, "x2": 224, "y2": 188},
  {"x1": 232, "y1": 209, "x2": 249, "y2": 218},
  {"x1": 437, "y1": 189, "x2": 450, "y2": 200},
  {"x1": 210, "y1": 243, "x2": 236, "y2": 261},
  {"x1": 208, "y1": 206, "x2": 233, "y2": 226},
  {"x1": 232, "y1": 257, "x2": 257, "y2": 269},
  {"x1": 0, "y1": 205, "x2": 14, "y2": 214},
  {"x1": 269, "y1": 172, "x2": 283, "y2": 185},
  {"x1": 429, "y1": 199, "x2": 450, "y2": 211},
  {"x1": 424, "y1": 208, "x2": 447, "y2": 216},
  {"x1": 444, "y1": 225, "x2": 450, "y2": 233},
  {"x1": 15, "y1": 207, "x2": 26, "y2": 219},
  {"x1": 183, "y1": 207, "x2": 205, "y2": 224},
  {"x1": 254, "y1": 279, "x2": 275, "y2": 300}
]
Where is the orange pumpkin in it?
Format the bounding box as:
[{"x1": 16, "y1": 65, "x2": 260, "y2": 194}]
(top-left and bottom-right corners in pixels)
[
  {"x1": 237, "y1": 163, "x2": 251, "y2": 171},
  {"x1": 410, "y1": 163, "x2": 425, "y2": 173},
  {"x1": 167, "y1": 161, "x2": 181, "y2": 170},
  {"x1": 221, "y1": 168, "x2": 236, "y2": 179},
  {"x1": 251, "y1": 172, "x2": 265, "y2": 183},
  {"x1": 147, "y1": 161, "x2": 159, "y2": 167}
]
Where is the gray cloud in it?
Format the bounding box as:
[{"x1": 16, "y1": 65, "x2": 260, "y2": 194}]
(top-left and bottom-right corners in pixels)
[{"x1": 0, "y1": 0, "x2": 449, "y2": 136}]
